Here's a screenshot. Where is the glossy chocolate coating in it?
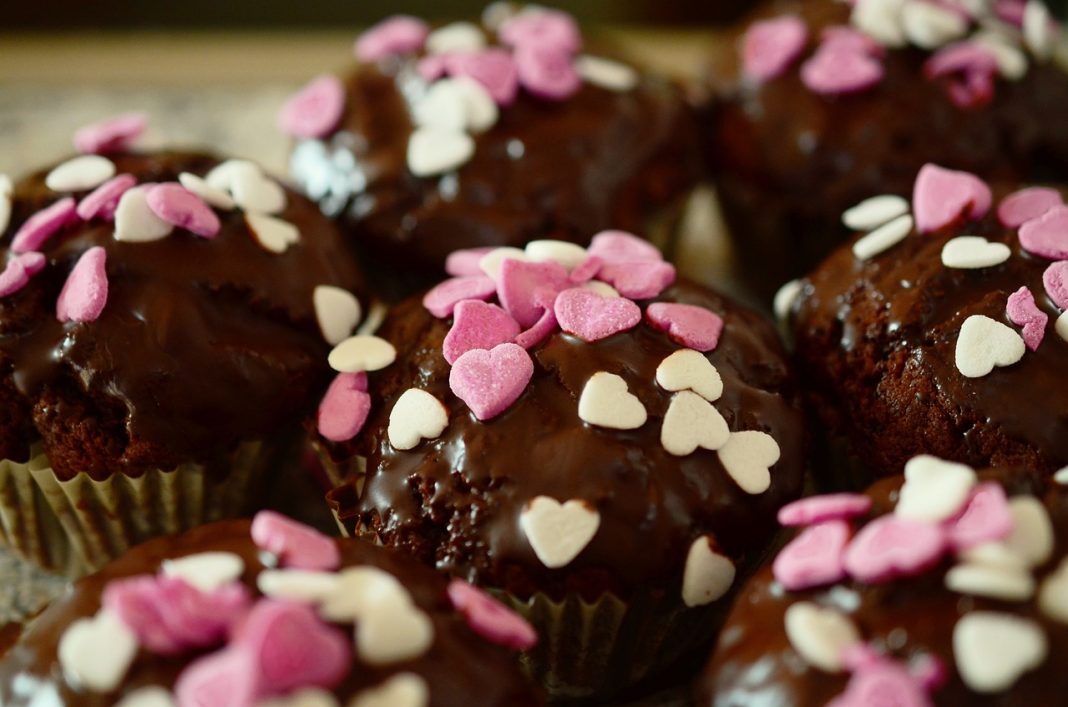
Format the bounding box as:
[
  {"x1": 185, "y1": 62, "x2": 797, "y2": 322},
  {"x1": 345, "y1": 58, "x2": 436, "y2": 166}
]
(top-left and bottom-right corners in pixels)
[
  {"x1": 0, "y1": 152, "x2": 366, "y2": 480},
  {"x1": 0, "y1": 520, "x2": 541, "y2": 707},
  {"x1": 699, "y1": 467, "x2": 1068, "y2": 706},
  {"x1": 708, "y1": 0, "x2": 1068, "y2": 299}
]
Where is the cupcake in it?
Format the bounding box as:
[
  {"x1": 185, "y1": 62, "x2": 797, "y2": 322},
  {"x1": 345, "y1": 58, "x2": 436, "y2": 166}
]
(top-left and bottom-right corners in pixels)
[
  {"x1": 0, "y1": 511, "x2": 542, "y2": 706},
  {"x1": 701, "y1": 457, "x2": 1068, "y2": 705},
  {"x1": 280, "y1": 4, "x2": 702, "y2": 299},
  {"x1": 782, "y1": 163, "x2": 1068, "y2": 488},
  {"x1": 318, "y1": 232, "x2": 806, "y2": 697},
  {"x1": 0, "y1": 115, "x2": 367, "y2": 574},
  {"x1": 708, "y1": 0, "x2": 1068, "y2": 299}
]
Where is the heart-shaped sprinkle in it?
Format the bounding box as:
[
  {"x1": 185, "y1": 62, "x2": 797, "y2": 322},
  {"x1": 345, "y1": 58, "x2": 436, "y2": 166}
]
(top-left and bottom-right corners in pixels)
[
  {"x1": 114, "y1": 186, "x2": 173, "y2": 243},
  {"x1": 555, "y1": 288, "x2": 641, "y2": 342},
  {"x1": 46, "y1": 155, "x2": 116, "y2": 193},
  {"x1": 449, "y1": 342, "x2": 533, "y2": 420},
  {"x1": 11, "y1": 197, "x2": 78, "y2": 253},
  {"x1": 924, "y1": 42, "x2": 998, "y2": 109},
  {"x1": 388, "y1": 388, "x2": 449, "y2": 450},
  {"x1": 426, "y1": 21, "x2": 486, "y2": 55},
  {"x1": 575, "y1": 55, "x2": 638, "y2": 91},
  {"x1": 895, "y1": 455, "x2": 977, "y2": 522},
  {"x1": 417, "y1": 52, "x2": 449, "y2": 82},
  {"x1": 998, "y1": 187, "x2": 1062, "y2": 228},
  {"x1": 114, "y1": 686, "x2": 176, "y2": 707},
  {"x1": 656, "y1": 349, "x2": 722, "y2": 402},
  {"x1": 446, "y1": 48, "x2": 520, "y2": 106},
  {"x1": 478, "y1": 247, "x2": 529, "y2": 281},
  {"x1": 852, "y1": 214, "x2": 914, "y2": 260},
  {"x1": 570, "y1": 256, "x2": 602, "y2": 283},
  {"x1": 514, "y1": 305, "x2": 558, "y2": 349},
  {"x1": 1043, "y1": 261, "x2": 1068, "y2": 309},
  {"x1": 1004, "y1": 496, "x2": 1054, "y2": 567},
  {"x1": 413, "y1": 79, "x2": 475, "y2": 132},
  {"x1": 851, "y1": 0, "x2": 907, "y2": 47},
  {"x1": 278, "y1": 74, "x2": 345, "y2": 139},
  {"x1": 1038, "y1": 558, "x2": 1068, "y2": 624},
  {"x1": 56, "y1": 246, "x2": 109, "y2": 323},
  {"x1": 827, "y1": 659, "x2": 933, "y2": 707},
  {"x1": 229, "y1": 166, "x2": 286, "y2": 215},
  {"x1": 598, "y1": 260, "x2": 676, "y2": 299},
  {"x1": 941, "y1": 235, "x2": 1011, "y2": 269},
  {"x1": 407, "y1": 127, "x2": 475, "y2": 177},
  {"x1": 350, "y1": 674, "x2": 429, "y2": 707},
  {"x1": 520, "y1": 496, "x2": 600, "y2": 568},
  {"x1": 251, "y1": 510, "x2": 340, "y2": 571},
  {"x1": 842, "y1": 194, "x2": 910, "y2": 231},
  {"x1": 913, "y1": 164, "x2": 992, "y2": 234},
  {"x1": 514, "y1": 43, "x2": 581, "y2": 100},
  {"x1": 452, "y1": 77, "x2": 499, "y2": 133},
  {"x1": 328, "y1": 335, "x2": 397, "y2": 373},
  {"x1": 77, "y1": 173, "x2": 137, "y2": 221},
  {"x1": 318, "y1": 566, "x2": 404, "y2": 623},
  {"x1": 1059, "y1": 311, "x2": 1068, "y2": 342},
  {"x1": 773, "y1": 521, "x2": 850, "y2": 591},
  {"x1": 1055, "y1": 466, "x2": 1068, "y2": 484},
  {"x1": 717, "y1": 431, "x2": 779, "y2": 494},
  {"x1": 578, "y1": 372, "x2": 647, "y2": 430},
  {"x1": 443, "y1": 300, "x2": 521, "y2": 364},
  {"x1": 0, "y1": 187, "x2": 10, "y2": 237},
  {"x1": 423, "y1": 275, "x2": 497, "y2": 318},
  {"x1": 257, "y1": 570, "x2": 340, "y2": 604},
  {"x1": 843, "y1": 515, "x2": 946, "y2": 583},
  {"x1": 778, "y1": 494, "x2": 872, "y2": 527},
  {"x1": 178, "y1": 172, "x2": 235, "y2": 211},
  {"x1": 661, "y1": 391, "x2": 729, "y2": 457},
  {"x1": 499, "y1": 7, "x2": 581, "y2": 53},
  {"x1": 945, "y1": 562, "x2": 1035, "y2": 601},
  {"x1": 162, "y1": 551, "x2": 244, "y2": 592},
  {"x1": 955, "y1": 314, "x2": 1026, "y2": 378},
  {"x1": 801, "y1": 43, "x2": 884, "y2": 94},
  {"x1": 582, "y1": 280, "x2": 618, "y2": 298},
  {"x1": 247, "y1": 213, "x2": 301, "y2": 255},
  {"x1": 174, "y1": 648, "x2": 259, "y2": 707},
  {"x1": 73, "y1": 112, "x2": 147, "y2": 155},
  {"x1": 259, "y1": 688, "x2": 339, "y2": 707},
  {"x1": 944, "y1": 482, "x2": 1014, "y2": 551},
  {"x1": 1023, "y1": 0, "x2": 1054, "y2": 57},
  {"x1": 587, "y1": 230, "x2": 662, "y2": 264},
  {"x1": 1007, "y1": 286, "x2": 1048, "y2": 351},
  {"x1": 784, "y1": 602, "x2": 861, "y2": 673},
  {"x1": 774, "y1": 279, "x2": 804, "y2": 322},
  {"x1": 314, "y1": 285, "x2": 362, "y2": 346},
  {"x1": 58, "y1": 610, "x2": 139, "y2": 691},
  {"x1": 646, "y1": 303, "x2": 724, "y2": 352},
  {"x1": 497, "y1": 258, "x2": 570, "y2": 327},
  {"x1": 354, "y1": 15, "x2": 429, "y2": 62},
  {"x1": 356, "y1": 593, "x2": 435, "y2": 665},
  {"x1": 447, "y1": 579, "x2": 538, "y2": 649},
  {"x1": 901, "y1": 1, "x2": 968, "y2": 49},
  {"x1": 145, "y1": 183, "x2": 220, "y2": 238},
  {"x1": 317, "y1": 372, "x2": 371, "y2": 443},
  {"x1": 742, "y1": 15, "x2": 809, "y2": 81},
  {"x1": 0, "y1": 252, "x2": 47, "y2": 298},
  {"x1": 953, "y1": 613, "x2": 1047, "y2": 693},
  {"x1": 446, "y1": 248, "x2": 496, "y2": 276},
  {"x1": 524, "y1": 239, "x2": 588, "y2": 269},
  {"x1": 681, "y1": 535, "x2": 736, "y2": 607}
]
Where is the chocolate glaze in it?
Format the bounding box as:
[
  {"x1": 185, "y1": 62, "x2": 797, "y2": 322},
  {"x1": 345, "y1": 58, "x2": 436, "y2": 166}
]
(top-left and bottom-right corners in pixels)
[
  {"x1": 0, "y1": 152, "x2": 366, "y2": 480},
  {"x1": 707, "y1": 0, "x2": 1068, "y2": 299},
  {"x1": 0, "y1": 519, "x2": 541, "y2": 707},
  {"x1": 791, "y1": 184, "x2": 1068, "y2": 485},
  {"x1": 699, "y1": 467, "x2": 1068, "y2": 706},
  {"x1": 328, "y1": 279, "x2": 805, "y2": 602}
]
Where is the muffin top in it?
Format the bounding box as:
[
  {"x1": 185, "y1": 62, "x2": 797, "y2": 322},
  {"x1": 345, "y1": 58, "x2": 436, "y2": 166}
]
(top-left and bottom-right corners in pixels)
[
  {"x1": 701, "y1": 459, "x2": 1068, "y2": 705},
  {"x1": 282, "y1": 5, "x2": 701, "y2": 288},
  {"x1": 0, "y1": 137, "x2": 366, "y2": 480},
  {"x1": 323, "y1": 232, "x2": 805, "y2": 604},
  {"x1": 784, "y1": 164, "x2": 1068, "y2": 477},
  {"x1": 0, "y1": 512, "x2": 541, "y2": 707}
]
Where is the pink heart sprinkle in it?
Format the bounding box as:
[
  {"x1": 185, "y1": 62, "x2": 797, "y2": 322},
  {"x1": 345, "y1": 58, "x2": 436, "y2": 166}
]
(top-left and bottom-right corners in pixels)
[
  {"x1": 554, "y1": 287, "x2": 641, "y2": 342},
  {"x1": 443, "y1": 300, "x2": 521, "y2": 365},
  {"x1": 821, "y1": 26, "x2": 885, "y2": 58},
  {"x1": 598, "y1": 260, "x2": 676, "y2": 300},
  {"x1": 76, "y1": 173, "x2": 137, "y2": 222},
  {"x1": 742, "y1": 15, "x2": 809, "y2": 81},
  {"x1": 514, "y1": 43, "x2": 582, "y2": 101},
  {"x1": 445, "y1": 49, "x2": 520, "y2": 106},
  {"x1": 843, "y1": 515, "x2": 947, "y2": 584},
  {"x1": 175, "y1": 647, "x2": 260, "y2": 707},
  {"x1": 0, "y1": 252, "x2": 47, "y2": 298},
  {"x1": 587, "y1": 230, "x2": 662, "y2": 264},
  {"x1": 317, "y1": 372, "x2": 371, "y2": 443},
  {"x1": 498, "y1": 258, "x2": 570, "y2": 328},
  {"x1": 514, "y1": 305, "x2": 559, "y2": 349},
  {"x1": 777, "y1": 493, "x2": 872, "y2": 527},
  {"x1": 995, "y1": 0, "x2": 1028, "y2": 26},
  {"x1": 645, "y1": 302, "x2": 724, "y2": 352},
  {"x1": 10, "y1": 197, "x2": 78, "y2": 254},
  {"x1": 997, "y1": 187, "x2": 1063, "y2": 228},
  {"x1": 498, "y1": 8, "x2": 582, "y2": 55},
  {"x1": 56, "y1": 246, "x2": 108, "y2": 324},
  {"x1": 800, "y1": 43, "x2": 884, "y2": 95},
  {"x1": 423, "y1": 275, "x2": 497, "y2": 318},
  {"x1": 827, "y1": 659, "x2": 932, "y2": 707},
  {"x1": 72, "y1": 112, "x2": 147, "y2": 155},
  {"x1": 912, "y1": 163, "x2": 992, "y2": 234},
  {"x1": 1044, "y1": 261, "x2": 1068, "y2": 310},
  {"x1": 447, "y1": 579, "x2": 538, "y2": 650},
  {"x1": 277, "y1": 74, "x2": 346, "y2": 140},
  {"x1": 1006, "y1": 286, "x2": 1048, "y2": 351},
  {"x1": 924, "y1": 42, "x2": 999, "y2": 110},
  {"x1": 569, "y1": 255, "x2": 603, "y2": 284},
  {"x1": 773, "y1": 520, "x2": 850, "y2": 591},
  {"x1": 446, "y1": 246, "x2": 497, "y2": 277},
  {"x1": 449, "y1": 342, "x2": 534, "y2": 420},
  {"x1": 1019, "y1": 204, "x2": 1068, "y2": 260},
  {"x1": 354, "y1": 15, "x2": 430, "y2": 63},
  {"x1": 943, "y1": 482, "x2": 1015, "y2": 552},
  {"x1": 251, "y1": 510, "x2": 340, "y2": 571},
  {"x1": 146, "y1": 183, "x2": 220, "y2": 238},
  {"x1": 418, "y1": 54, "x2": 452, "y2": 82}
]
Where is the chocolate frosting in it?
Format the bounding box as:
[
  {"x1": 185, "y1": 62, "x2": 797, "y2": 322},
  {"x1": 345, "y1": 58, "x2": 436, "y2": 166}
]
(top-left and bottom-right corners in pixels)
[
  {"x1": 0, "y1": 519, "x2": 541, "y2": 707},
  {"x1": 699, "y1": 467, "x2": 1068, "y2": 706},
  {"x1": 0, "y1": 152, "x2": 366, "y2": 480}
]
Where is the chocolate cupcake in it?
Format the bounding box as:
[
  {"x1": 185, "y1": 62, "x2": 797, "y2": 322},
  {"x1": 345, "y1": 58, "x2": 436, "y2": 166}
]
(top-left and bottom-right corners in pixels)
[
  {"x1": 280, "y1": 4, "x2": 702, "y2": 299},
  {"x1": 0, "y1": 511, "x2": 542, "y2": 706},
  {"x1": 318, "y1": 232, "x2": 805, "y2": 697},
  {"x1": 700, "y1": 457, "x2": 1068, "y2": 705},
  {"x1": 0, "y1": 115, "x2": 367, "y2": 574},
  {"x1": 707, "y1": 0, "x2": 1068, "y2": 299},
  {"x1": 783, "y1": 163, "x2": 1068, "y2": 488}
]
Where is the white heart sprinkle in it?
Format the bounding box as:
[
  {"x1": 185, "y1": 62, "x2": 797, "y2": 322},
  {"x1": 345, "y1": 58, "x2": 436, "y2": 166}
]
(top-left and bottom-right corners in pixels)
[
  {"x1": 661, "y1": 391, "x2": 730, "y2": 457},
  {"x1": 320, "y1": 566, "x2": 406, "y2": 623},
  {"x1": 945, "y1": 562, "x2": 1035, "y2": 601},
  {"x1": 961, "y1": 542, "x2": 1030, "y2": 571},
  {"x1": 525, "y1": 239, "x2": 588, "y2": 269},
  {"x1": 1055, "y1": 466, "x2": 1068, "y2": 485},
  {"x1": 851, "y1": 0, "x2": 908, "y2": 47},
  {"x1": 350, "y1": 674, "x2": 429, "y2": 707},
  {"x1": 115, "y1": 686, "x2": 176, "y2": 707},
  {"x1": 656, "y1": 349, "x2": 723, "y2": 402},
  {"x1": 784, "y1": 602, "x2": 861, "y2": 673},
  {"x1": 954, "y1": 612, "x2": 1047, "y2": 693},
  {"x1": 955, "y1": 314, "x2": 1026, "y2": 378},
  {"x1": 425, "y1": 21, "x2": 486, "y2": 55},
  {"x1": 578, "y1": 372, "x2": 647, "y2": 430},
  {"x1": 205, "y1": 159, "x2": 257, "y2": 192},
  {"x1": 58, "y1": 610, "x2": 139, "y2": 692},
  {"x1": 973, "y1": 31, "x2": 1028, "y2": 80},
  {"x1": 257, "y1": 569, "x2": 341, "y2": 603},
  {"x1": 941, "y1": 236, "x2": 1012, "y2": 269},
  {"x1": 1004, "y1": 496, "x2": 1054, "y2": 567},
  {"x1": 314, "y1": 285, "x2": 363, "y2": 345},
  {"x1": 841, "y1": 194, "x2": 910, "y2": 231},
  {"x1": 478, "y1": 247, "x2": 529, "y2": 281},
  {"x1": 575, "y1": 55, "x2": 639, "y2": 92},
  {"x1": 246, "y1": 213, "x2": 301, "y2": 254},
  {"x1": 46, "y1": 155, "x2": 116, "y2": 193},
  {"x1": 520, "y1": 496, "x2": 600, "y2": 569},
  {"x1": 1056, "y1": 311, "x2": 1068, "y2": 343},
  {"x1": 356, "y1": 593, "x2": 435, "y2": 665},
  {"x1": 0, "y1": 192, "x2": 11, "y2": 237},
  {"x1": 114, "y1": 186, "x2": 174, "y2": 243},
  {"x1": 773, "y1": 279, "x2": 803, "y2": 322},
  {"x1": 259, "y1": 688, "x2": 339, "y2": 707},
  {"x1": 582, "y1": 281, "x2": 619, "y2": 297},
  {"x1": 717, "y1": 430, "x2": 779, "y2": 494},
  {"x1": 178, "y1": 172, "x2": 235, "y2": 210},
  {"x1": 681, "y1": 536, "x2": 736, "y2": 608},
  {"x1": 1024, "y1": 0, "x2": 1053, "y2": 59},
  {"x1": 895, "y1": 455, "x2": 976, "y2": 522},
  {"x1": 0, "y1": 174, "x2": 11, "y2": 196},
  {"x1": 413, "y1": 79, "x2": 471, "y2": 132},
  {"x1": 454, "y1": 77, "x2": 498, "y2": 134},
  {"x1": 407, "y1": 127, "x2": 476, "y2": 178},
  {"x1": 1039, "y1": 558, "x2": 1068, "y2": 624},
  {"x1": 161, "y1": 551, "x2": 244, "y2": 592},
  {"x1": 389, "y1": 388, "x2": 449, "y2": 450},
  {"x1": 901, "y1": 0, "x2": 968, "y2": 49},
  {"x1": 852, "y1": 214, "x2": 913, "y2": 260},
  {"x1": 328, "y1": 335, "x2": 397, "y2": 373},
  {"x1": 231, "y1": 167, "x2": 287, "y2": 215}
]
